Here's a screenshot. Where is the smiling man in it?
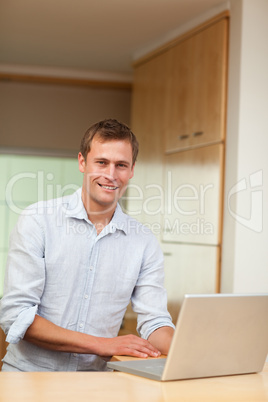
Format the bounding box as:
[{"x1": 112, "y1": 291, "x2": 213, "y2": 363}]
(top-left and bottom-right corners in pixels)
[
  {"x1": 78, "y1": 129, "x2": 135, "y2": 233},
  {"x1": 0, "y1": 119, "x2": 174, "y2": 372}
]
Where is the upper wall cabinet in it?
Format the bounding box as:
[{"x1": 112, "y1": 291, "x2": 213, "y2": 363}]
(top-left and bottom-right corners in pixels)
[{"x1": 164, "y1": 18, "x2": 229, "y2": 153}]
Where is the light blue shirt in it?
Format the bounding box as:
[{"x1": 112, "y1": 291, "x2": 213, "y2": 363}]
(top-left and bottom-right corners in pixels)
[{"x1": 0, "y1": 188, "x2": 174, "y2": 371}]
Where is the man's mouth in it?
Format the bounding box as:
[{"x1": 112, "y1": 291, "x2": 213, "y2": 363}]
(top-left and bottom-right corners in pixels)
[{"x1": 98, "y1": 184, "x2": 119, "y2": 190}]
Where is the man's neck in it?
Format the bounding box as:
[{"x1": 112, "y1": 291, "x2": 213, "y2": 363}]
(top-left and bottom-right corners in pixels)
[
  {"x1": 89, "y1": 213, "x2": 115, "y2": 235},
  {"x1": 81, "y1": 191, "x2": 117, "y2": 235}
]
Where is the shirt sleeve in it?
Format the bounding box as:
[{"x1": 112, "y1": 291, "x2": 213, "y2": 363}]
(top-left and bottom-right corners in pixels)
[
  {"x1": 0, "y1": 208, "x2": 46, "y2": 343},
  {"x1": 131, "y1": 232, "x2": 175, "y2": 339}
]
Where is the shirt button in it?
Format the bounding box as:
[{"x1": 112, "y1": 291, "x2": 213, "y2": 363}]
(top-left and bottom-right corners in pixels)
[
  {"x1": 79, "y1": 323, "x2": 83, "y2": 328},
  {"x1": 89, "y1": 266, "x2": 94, "y2": 271},
  {"x1": 73, "y1": 353, "x2": 78, "y2": 357},
  {"x1": 84, "y1": 294, "x2": 89, "y2": 299}
]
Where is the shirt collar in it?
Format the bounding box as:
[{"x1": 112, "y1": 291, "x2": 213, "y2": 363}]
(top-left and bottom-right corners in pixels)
[
  {"x1": 65, "y1": 187, "x2": 88, "y2": 220},
  {"x1": 110, "y1": 203, "x2": 128, "y2": 235},
  {"x1": 65, "y1": 188, "x2": 128, "y2": 235}
]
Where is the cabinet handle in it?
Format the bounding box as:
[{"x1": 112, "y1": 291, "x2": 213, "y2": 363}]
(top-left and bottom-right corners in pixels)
[
  {"x1": 192, "y1": 131, "x2": 204, "y2": 137},
  {"x1": 178, "y1": 134, "x2": 189, "y2": 140},
  {"x1": 163, "y1": 252, "x2": 172, "y2": 256}
]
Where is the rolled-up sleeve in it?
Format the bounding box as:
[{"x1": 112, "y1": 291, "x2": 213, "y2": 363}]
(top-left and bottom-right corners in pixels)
[
  {"x1": 0, "y1": 207, "x2": 46, "y2": 343},
  {"x1": 131, "y1": 234, "x2": 175, "y2": 339},
  {"x1": 5, "y1": 305, "x2": 38, "y2": 343}
]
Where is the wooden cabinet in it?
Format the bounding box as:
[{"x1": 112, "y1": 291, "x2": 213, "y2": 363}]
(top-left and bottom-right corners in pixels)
[
  {"x1": 162, "y1": 144, "x2": 224, "y2": 245},
  {"x1": 162, "y1": 242, "x2": 220, "y2": 323},
  {"x1": 126, "y1": 12, "x2": 229, "y2": 333},
  {"x1": 0, "y1": 327, "x2": 8, "y2": 370},
  {"x1": 127, "y1": 51, "x2": 167, "y2": 239},
  {"x1": 164, "y1": 18, "x2": 228, "y2": 152}
]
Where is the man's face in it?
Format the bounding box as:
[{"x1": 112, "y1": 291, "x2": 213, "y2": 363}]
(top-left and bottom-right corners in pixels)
[{"x1": 78, "y1": 137, "x2": 134, "y2": 214}]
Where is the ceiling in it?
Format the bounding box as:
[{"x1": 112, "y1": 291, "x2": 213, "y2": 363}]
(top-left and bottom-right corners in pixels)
[{"x1": 0, "y1": 0, "x2": 227, "y2": 75}]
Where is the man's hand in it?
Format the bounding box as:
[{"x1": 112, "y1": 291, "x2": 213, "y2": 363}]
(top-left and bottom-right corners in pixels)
[{"x1": 96, "y1": 334, "x2": 161, "y2": 358}]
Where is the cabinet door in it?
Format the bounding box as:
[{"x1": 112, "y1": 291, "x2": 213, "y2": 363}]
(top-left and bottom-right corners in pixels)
[
  {"x1": 164, "y1": 18, "x2": 228, "y2": 152},
  {"x1": 162, "y1": 242, "x2": 220, "y2": 323},
  {"x1": 0, "y1": 328, "x2": 8, "y2": 369},
  {"x1": 127, "y1": 52, "x2": 168, "y2": 238},
  {"x1": 162, "y1": 144, "x2": 224, "y2": 245}
]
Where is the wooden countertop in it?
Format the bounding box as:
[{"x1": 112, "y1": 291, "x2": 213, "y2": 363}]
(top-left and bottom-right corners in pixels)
[{"x1": 0, "y1": 362, "x2": 267, "y2": 402}]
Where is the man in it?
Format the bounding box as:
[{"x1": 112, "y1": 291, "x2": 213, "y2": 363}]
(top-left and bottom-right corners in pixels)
[{"x1": 0, "y1": 119, "x2": 174, "y2": 371}]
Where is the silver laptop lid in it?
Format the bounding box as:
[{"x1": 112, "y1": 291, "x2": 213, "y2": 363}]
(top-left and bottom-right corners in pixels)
[
  {"x1": 162, "y1": 293, "x2": 268, "y2": 380},
  {"x1": 108, "y1": 294, "x2": 268, "y2": 381}
]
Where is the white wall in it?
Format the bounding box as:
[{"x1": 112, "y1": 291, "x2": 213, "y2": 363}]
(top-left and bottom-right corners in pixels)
[{"x1": 221, "y1": 0, "x2": 268, "y2": 292}]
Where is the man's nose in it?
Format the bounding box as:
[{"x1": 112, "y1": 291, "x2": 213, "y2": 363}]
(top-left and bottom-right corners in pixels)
[{"x1": 108, "y1": 163, "x2": 117, "y2": 180}]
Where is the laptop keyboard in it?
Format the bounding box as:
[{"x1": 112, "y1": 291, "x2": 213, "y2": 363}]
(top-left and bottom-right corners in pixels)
[{"x1": 139, "y1": 358, "x2": 166, "y2": 374}]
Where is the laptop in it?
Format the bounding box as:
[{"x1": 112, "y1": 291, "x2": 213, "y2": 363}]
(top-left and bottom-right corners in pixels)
[{"x1": 107, "y1": 294, "x2": 268, "y2": 381}]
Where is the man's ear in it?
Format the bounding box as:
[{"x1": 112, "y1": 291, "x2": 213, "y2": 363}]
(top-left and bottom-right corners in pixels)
[
  {"x1": 78, "y1": 152, "x2": 86, "y2": 173},
  {"x1": 129, "y1": 163, "x2": 135, "y2": 179}
]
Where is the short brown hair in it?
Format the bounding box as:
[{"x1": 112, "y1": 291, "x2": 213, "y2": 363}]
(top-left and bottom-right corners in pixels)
[{"x1": 80, "y1": 119, "x2": 139, "y2": 165}]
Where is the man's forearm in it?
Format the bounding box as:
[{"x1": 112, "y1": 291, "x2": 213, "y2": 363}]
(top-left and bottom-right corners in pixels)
[
  {"x1": 24, "y1": 315, "x2": 161, "y2": 358},
  {"x1": 24, "y1": 315, "x2": 99, "y2": 354},
  {"x1": 147, "y1": 326, "x2": 174, "y2": 355}
]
